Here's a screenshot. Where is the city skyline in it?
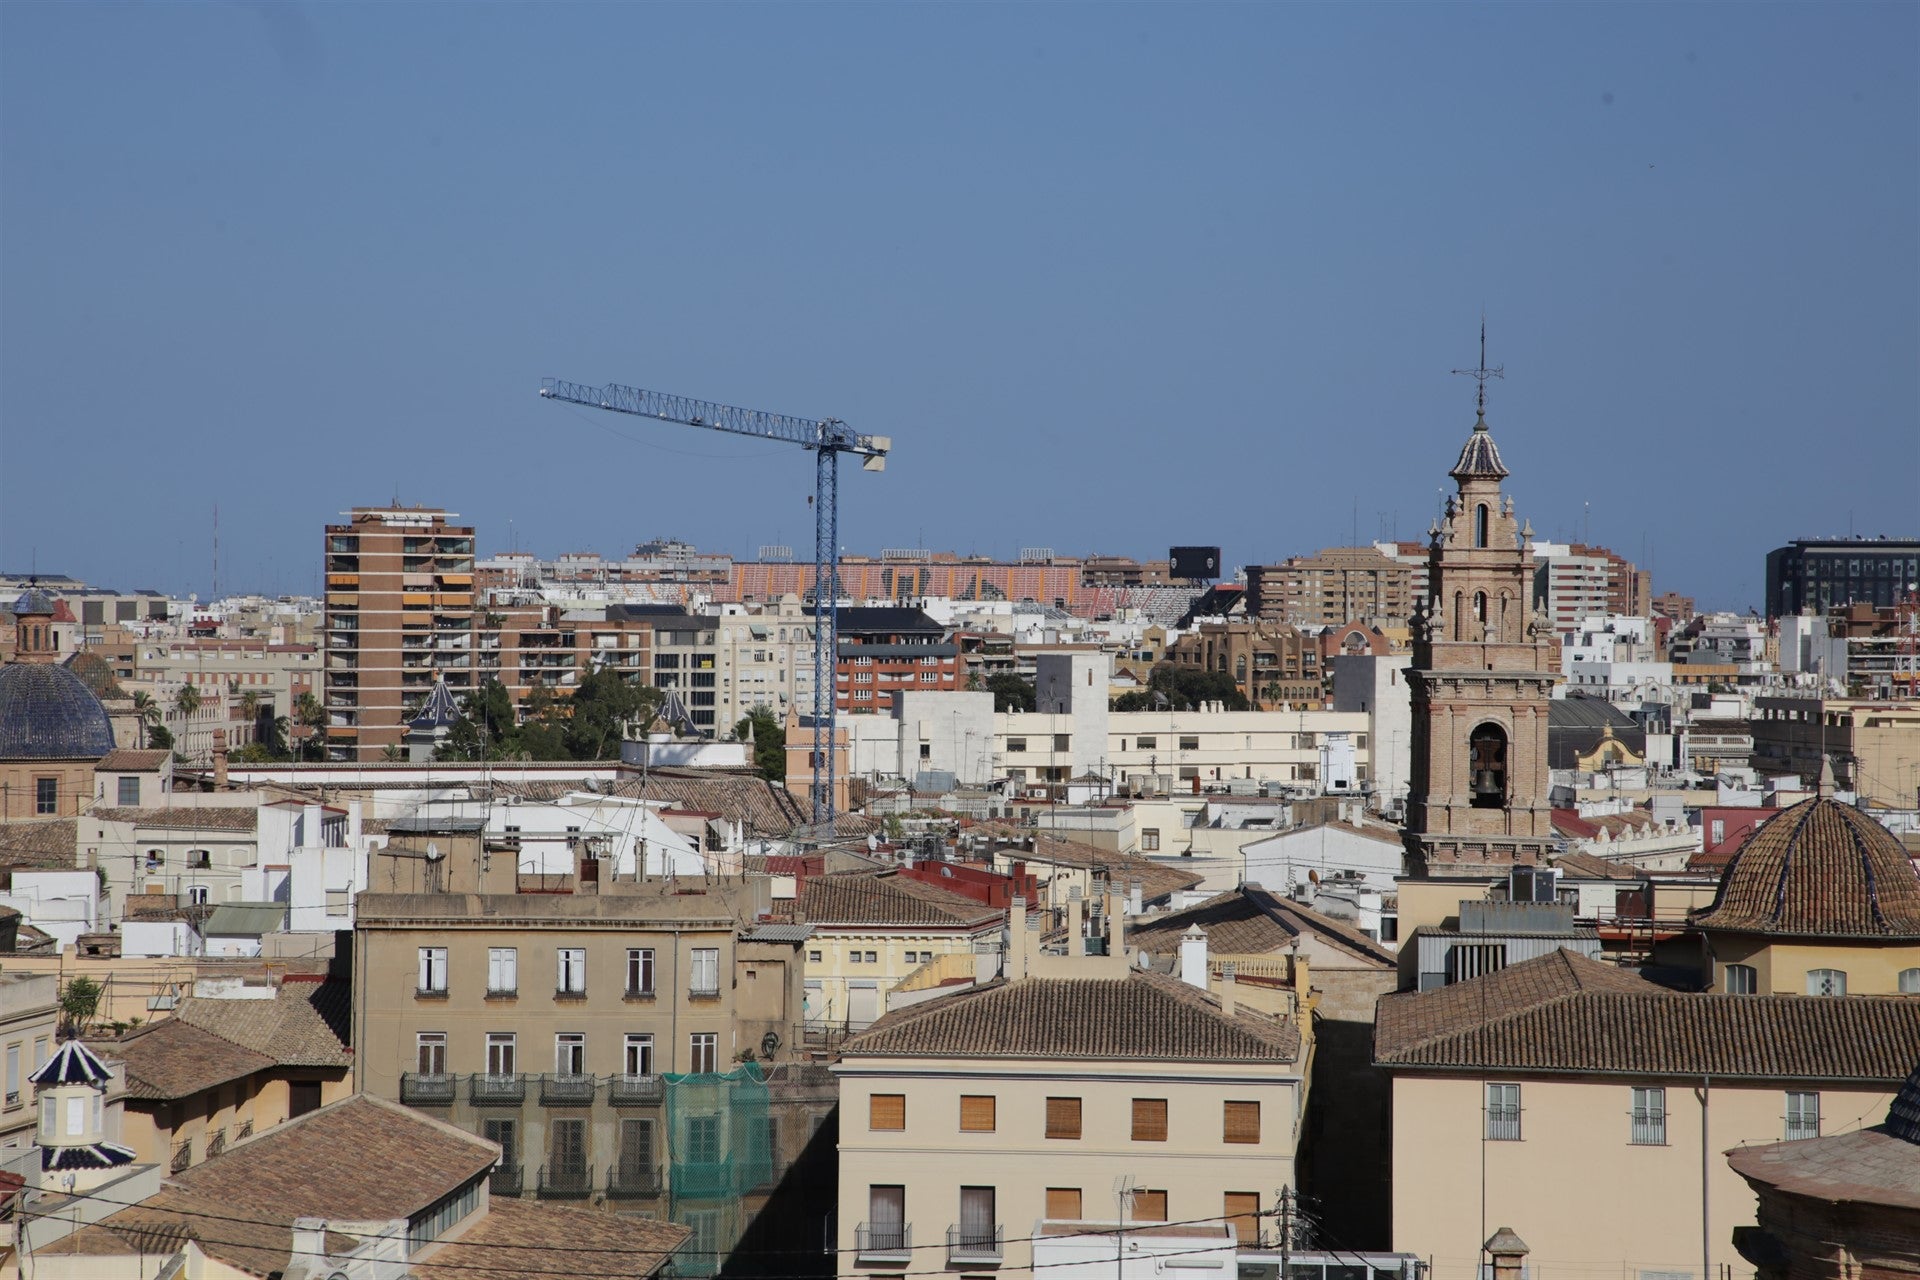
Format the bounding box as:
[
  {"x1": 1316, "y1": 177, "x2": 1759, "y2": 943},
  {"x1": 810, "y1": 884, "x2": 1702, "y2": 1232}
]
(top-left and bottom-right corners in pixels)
[{"x1": 3, "y1": 4, "x2": 1915, "y2": 610}]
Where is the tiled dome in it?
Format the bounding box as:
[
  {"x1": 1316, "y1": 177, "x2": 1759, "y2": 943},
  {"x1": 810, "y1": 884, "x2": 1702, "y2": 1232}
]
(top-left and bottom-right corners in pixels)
[
  {"x1": 0, "y1": 662, "x2": 116, "y2": 761},
  {"x1": 1692, "y1": 797, "x2": 1920, "y2": 939},
  {"x1": 1449, "y1": 416, "x2": 1510, "y2": 481}
]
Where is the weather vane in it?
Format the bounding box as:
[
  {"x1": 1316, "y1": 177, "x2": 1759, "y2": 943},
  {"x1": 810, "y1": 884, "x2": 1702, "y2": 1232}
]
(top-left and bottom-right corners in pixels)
[{"x1": 1451, "y1": 316, "x2": 1504, "y2": 418}]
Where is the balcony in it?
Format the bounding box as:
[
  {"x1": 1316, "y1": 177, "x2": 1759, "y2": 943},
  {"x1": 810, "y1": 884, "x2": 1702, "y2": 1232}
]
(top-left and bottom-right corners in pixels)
[
  {"x1": 606, "y1": 1164, "x2": 664, "y2": 1199},
  {"x1": 947, "y1": 1225, "x2": 1003, "y2": 1266},
  {"x1": 688, "y1": 983, "x2": 721, "y2": 1000},
  {"x1": 540, "y1": 1073, "x2": 596, "y2": 1106},
  {"x1": 489, "y1": 1163, "x2": 524, "y2": 1197},
  {"x1": 537, "y1": 1164, "x2": 595, "y2": 1199},
  {"x1": 855, "y1": 1223, "x2": 911, "y2": 1263},
  {"x1": 469, "y1": 1073, "x2": 526, "y2": 1106},
  {"x1": 401, "y1": 1073, "x2": 457, "y2": 1106},
  {"x1": 609, "y1": 1074, "x2": 665, "y2": 1106}
]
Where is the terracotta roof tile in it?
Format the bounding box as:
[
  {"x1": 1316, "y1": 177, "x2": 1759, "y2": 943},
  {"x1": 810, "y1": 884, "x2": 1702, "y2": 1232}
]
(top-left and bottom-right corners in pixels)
[
  {"x1": 1549, "y1": 850, "x2": 1644, "y2": 881},
  {"x1": 967, "y1": 822, "x2": 1204, "y2": 902},
  {"x1": 1127, "y1": 885, "x2": 1395, "y2": 967},
  {"x1": 173, "y1": 979, "x2": 352, "y2": 1068},
  {"x1": 1727, "y1": 1126, "x2": 1920, "y2": 1212},
  {"x1": 93, "y1": 1020, "x2": 275, "y2": 1101},
  {"x1": 0, "y1": 817, "x2": 77, "y2": 868},
  {"x1": 799, "y1": 871, "x2": 1001, "y2": 928},
  {"x1": 97, "y1": 749, "x2": 171, "y2": 771},
  {"x1": 1376, "y1": 949, "x2": 1920, "y2": 1080},
  {"x1": 414, "y1": 1197, "x2": 690, "y2": 1280},
  {"x1": 845, "y1": 969, "x2": 1300, "y2": 1063},
  {"x1": 1692, "y1": 797, "x2": 1920, "y2": 938},
  {"x1": 91, "y1": 805, "x2": 259, "y2": 832}
]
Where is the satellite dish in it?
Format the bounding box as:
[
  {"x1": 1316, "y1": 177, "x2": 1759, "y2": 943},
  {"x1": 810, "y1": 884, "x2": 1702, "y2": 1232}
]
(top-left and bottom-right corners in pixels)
[{"x1": 426, "y1": 842, "x2": 443, "y2": 862}]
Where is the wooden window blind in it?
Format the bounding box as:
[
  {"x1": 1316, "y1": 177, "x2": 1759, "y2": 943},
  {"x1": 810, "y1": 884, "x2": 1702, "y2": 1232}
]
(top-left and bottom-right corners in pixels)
[
  {"x1": 959, "y1": 1095, "x2": 996, "y2": 1132},
  {"x1": 1045, "y1": 1096, "x2": 1082, "y2": 1139},
  {"x1": 869, "y1": 1093, "x2": 905, "y2": 1131},
  {"x1": 1045, "y1": 1187, "x2": 1082, "y2": 1221},
  {"x1": 1223, "y1": 1100, "x2": 1261, "y2": 1144},
  {"x1": 1224, "y1": 1192, "x2": 1260, "y2": 1244},
  {"x1": 1131, "y1": 1098, "x2": 1168, "y2": 1142},
  {"x1": 1130, "y1": 1189, "x2": 1167, "y2": 1222}
]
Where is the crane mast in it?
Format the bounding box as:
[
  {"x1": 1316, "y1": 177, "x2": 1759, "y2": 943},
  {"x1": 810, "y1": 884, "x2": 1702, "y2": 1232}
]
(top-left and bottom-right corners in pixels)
[{"x1": 539, "y1": 377, "x2": 890, "y2": 831}]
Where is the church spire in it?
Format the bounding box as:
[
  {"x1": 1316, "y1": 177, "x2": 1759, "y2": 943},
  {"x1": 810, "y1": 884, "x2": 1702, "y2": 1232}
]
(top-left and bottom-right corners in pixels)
[{"x1": 1448, "y1": 319, "x2": 1510, "y2": 480}]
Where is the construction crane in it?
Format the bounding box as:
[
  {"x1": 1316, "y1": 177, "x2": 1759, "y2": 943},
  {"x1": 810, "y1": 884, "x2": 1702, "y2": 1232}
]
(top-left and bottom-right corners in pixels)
[{"x1": 538, "y1": 377, "x2": 891, "y2": 831}]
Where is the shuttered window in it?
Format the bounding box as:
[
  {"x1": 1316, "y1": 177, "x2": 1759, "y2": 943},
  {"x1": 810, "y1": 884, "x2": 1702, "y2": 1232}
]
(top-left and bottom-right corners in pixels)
[
  {"x1": 1223, "y1": 1100, "x2": 1261, "y2": 1144},
  {"x1": 1130, "y1": 1189, "x2": 1167, "y2": 1222},
  {"x1": 1224, "y1": 1192, "x2": 1260, "y2": 1244},
  {"x1": 1045, "y1": 1187, "x2": 1082, "y2": 1221},
  {"x1": 959, "y1": 1095, "x2": 996, "y2": 1132},
  {"x1": 1045, "y1": 1096, "x2": 1081, "y2": 1139},
  {"x1": 1131, "y1": 1098, "x2": 1168, "y2": 1142},
  {"x1": 869, "y1": 1093, "x2": 905, "y2": 1131}
]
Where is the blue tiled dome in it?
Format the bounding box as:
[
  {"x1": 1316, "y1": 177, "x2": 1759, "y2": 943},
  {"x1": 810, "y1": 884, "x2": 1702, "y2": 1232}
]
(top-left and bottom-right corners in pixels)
[{"x1": 0, "y1": 662, "x2": 116, "y2": 760}]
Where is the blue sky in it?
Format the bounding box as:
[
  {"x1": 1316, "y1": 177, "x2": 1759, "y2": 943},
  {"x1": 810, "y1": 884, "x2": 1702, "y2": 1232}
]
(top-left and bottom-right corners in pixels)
[{"x1": 2, "y1": 2, "x2": 1914, "y2": 610}]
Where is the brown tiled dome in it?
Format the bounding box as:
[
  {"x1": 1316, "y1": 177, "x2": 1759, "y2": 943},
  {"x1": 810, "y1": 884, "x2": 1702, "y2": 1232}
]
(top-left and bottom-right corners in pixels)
[{"x1": 1692, "y1": 797, "x2": 1920, "y2": 938}]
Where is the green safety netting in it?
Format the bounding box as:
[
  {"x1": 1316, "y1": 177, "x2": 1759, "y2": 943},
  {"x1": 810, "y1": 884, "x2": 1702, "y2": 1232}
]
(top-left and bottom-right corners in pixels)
[{"x1": 662, "y1": 1061, "x2": 773, "y2": 1275}]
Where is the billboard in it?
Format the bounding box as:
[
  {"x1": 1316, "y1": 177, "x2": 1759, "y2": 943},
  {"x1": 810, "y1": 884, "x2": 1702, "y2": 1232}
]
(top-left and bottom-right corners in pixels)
[{"x1": 1169, "y1": 546, "x2": 1221, "y2": 581}]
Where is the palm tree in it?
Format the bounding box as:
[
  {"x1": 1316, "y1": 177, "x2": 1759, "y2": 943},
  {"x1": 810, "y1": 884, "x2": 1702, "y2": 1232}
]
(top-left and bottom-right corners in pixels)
[
  {"x1": 380, "y1": 744, "x2": 405, "y2": 763},
  {"x1": 293, "y1": 691, "x2": 326, "y2": 761},
  {"x1": 173, "y1": 684, "x2": 201, "y2": 718},
  {"x1": 131, "y1": 691, "x2": 160, "y2": 749}
]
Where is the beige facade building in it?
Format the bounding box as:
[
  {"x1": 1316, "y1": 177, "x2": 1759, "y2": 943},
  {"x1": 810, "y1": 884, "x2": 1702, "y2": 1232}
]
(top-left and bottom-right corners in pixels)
[
  {"x1": 1245, "y1": 546, "x2": 1418, "y2": 629},
  {"x1": 1749, "y1": 694, "x2": 1920, "y2": 808},
  {"x1": 1376, "y1": 948, "x2": 1920, "y2": 1279},
  {"x1": 0, "y1": 973, "x2": 58, "y2": 1155},
  {"x1": 794, "y1": 870, "x2": 1004, "y2": 1031},
  {"x1": 835, "y1": 897, "x2": 1308, "y2": 1275},
  {"x1": 1403, "y1": 408, "x2": 1559, "y2": 875},
  {"x1": 1163, "y1": 620, "x2": 1322, "y2": 708}
]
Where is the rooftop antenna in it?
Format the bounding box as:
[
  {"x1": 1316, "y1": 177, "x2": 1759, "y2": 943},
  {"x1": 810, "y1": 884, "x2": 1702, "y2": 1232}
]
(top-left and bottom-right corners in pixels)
[
  {"x1": 1451, "y1": 314, "x2": 1505, "y2": 424},
  {"x1": 212, "y1": 503, "x2": 219, "y2": 601}
]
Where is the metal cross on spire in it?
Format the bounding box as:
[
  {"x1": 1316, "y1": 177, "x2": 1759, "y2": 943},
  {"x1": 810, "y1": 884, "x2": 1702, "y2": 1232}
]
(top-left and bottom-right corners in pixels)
[{"x1": 1451, "y1": 316, "x2": 1505, "y2": 421}]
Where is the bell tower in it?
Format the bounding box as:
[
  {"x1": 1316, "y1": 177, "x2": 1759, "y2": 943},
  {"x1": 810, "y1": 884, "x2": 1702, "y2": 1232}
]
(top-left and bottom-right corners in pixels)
[{"x1": 1403, "y1": 331, "x2": 1559, "y2": 876}]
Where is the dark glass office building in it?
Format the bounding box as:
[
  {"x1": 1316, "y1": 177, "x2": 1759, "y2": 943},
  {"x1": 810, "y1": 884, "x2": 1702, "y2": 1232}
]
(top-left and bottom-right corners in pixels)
[{"x1": 1765, "y1": 538, "x2": 1920, "y2": 617}]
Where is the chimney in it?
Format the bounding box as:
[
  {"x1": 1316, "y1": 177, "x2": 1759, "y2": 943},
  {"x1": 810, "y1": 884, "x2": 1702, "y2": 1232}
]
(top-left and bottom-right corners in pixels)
[
  {"x1": 290, "y1": 1218, "x2": 329, "y2": 1275},
  {"x1": 1219, "y1": 961, "x2": 1236, "y2": 1016},
  {"x1": 302, "y1": 803, "x2": 322, "y2": 849},
  {"x1": 347, "y1": 800, "x2": 363, "y2": 847},
  {"x1": 1105, "y1": 885, "x2": 1124, "y2": 961},
  {"x1": 1065, "y1": 886, "x2": 1085, "y2": 957},
  {"x1": 1128, "y1": 879, "x2": 1143, "y2": 917},
  {"x1": 1008, "y1": 896, "x2": 1028, "y2": 980},
  {"x1": 1179, "y1": 925, "x2": 1209, "y2": 989},
  {"x1": 1484, "y1": 1228, "x2": 1529, "y2": 1280},
  {"x1": 212, "y1": 729, "x2": 229, "y2": 790}
]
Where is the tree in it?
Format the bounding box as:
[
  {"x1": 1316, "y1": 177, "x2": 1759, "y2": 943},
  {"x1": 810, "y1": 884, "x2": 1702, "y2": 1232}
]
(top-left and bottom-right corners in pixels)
[
  {"x1": 172, "y1": 684, "x2": 202, "y2": 718},
  {"x1": 1115, "y1": 664, "x2": 1247, "y2": 712},
  {"x1": 293, "y1": 691, "x2": 327, "y2": 761},
  {"x1": 59, "y1": 976, "x2": 103, "y2": 1036},
  {"x1": 985, "y1": 673, "x2": 1037, "y2": 713},
  {"x1": 735, "y1": 707, "x2": 787, "y2": 781},
  {"x1": 131, "y1": 691, "x2": 161, "y2": 749},
  {"x1": 565, "y1": 668, "x2": 662, "y2": 761},
  {"x1": 146, "y1": 723, "x2": 174, "y2": 752},
  {"x1": 380, "y1": 744, "x2": 405, "y2": 762}
]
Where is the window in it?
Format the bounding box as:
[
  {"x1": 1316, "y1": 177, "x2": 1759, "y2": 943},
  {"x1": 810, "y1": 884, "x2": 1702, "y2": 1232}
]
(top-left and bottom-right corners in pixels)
[
  {"x1": 1469, "y1": 722, "x2": 1508, "y2": 809},
  {"x1": 864, "y1": 950, "x2": 878, "y2": 964},
  {"x1": 958, "y1": 1186, "x2": 997, "y2": 1246},
  {"x1": 808, "y1": 949, "x2": 822, "y2": 963},
  {"x1": 1131, "y1": 1098, "x2": 1168, "y2": 1142},
  {"x1": 1135, "y1": 736, "x2": 1156, "y2": 750},
  {"x1": 416, "y1": 1032, "x2": 447, "y2": 1075},
  {"x1": 4, "y1": 1044, "x2": 18, "y2": 1107},
  {"x1": 1630, "y1": 1087, "x2": 1666, "y2": 1145},
  {"x1": 959, "y1": 1095, "x2": 996, "y2": 1132},
  {"x1": 1007, "y1": 738, "x2": 1027, "y2": 753},
  {"x1": 1785, "y1": 1092, "x2": 1820, "y2": 1140},
  {"x1": 1179, "y1": 736, "x2": 1199, "y2": 751},
  {"x1": 1901, "y1": 968, "x2": 1920, "y2": 994},
  {"x1": 548, "y1": 1117, "x2": 587, "y2": 1175},
  {"x1": 557, "y1": 948, "x2": 586, "y2": 995},
  {"x1": 848, "y1": 951, "x2": 862, "y2": 965},
  {"x1": 1045, "y1": 1187, "x2": 1082, "y2": 1221},
  {"x1": 1224, "y1": 1192, "x2": 1261, "y2": 1245},
  {"x1": 688, "y1": 1032, "x2": 717, "y2": 1075},
  {"x1": 418, "y1": 947, "x2": 448, "y2": 994},
  {"x1": 487, "y1": 948, "x2": 517, "y2": 995},
  {"x1": 1053, "y1": 734, "x2": 1070, "y2": 752},
  {"x1": 619, "y1": 1117, "x2": 655, "y2": 1175},
  {"x1": 188, "y1": 885, "x2": 209, "y2": 906},
  {"x1": 486, "y1": 1032, "x2": 516, "y2": 1076},
  {"x1": 1223, "y1": 1100, "x2": 1260, "y2": 1144},
  {"x1": 1129, "y1": 1189, "x2": 1167, "y2": 1222},
  {"x1": 555, "y1": 1033, "x2": 586, "y2": 1075},
  {"x1": 1486, "y1": 1083, "x2": 1521, "y2": 1140},
  {"x1": 623, "y1": 1033, "x2": 654, "y2": 1077},
  {"x1": 870, "y1": 1093, "x2": 906, "y2": 1131},
  {"x1": 32, "y1": 1038, "x2": 48, "y2": 1069},
  {"x1": 1141, "y1": 828, "x2": 1160, "y2": 852},
  {"x1": 186, "y1": 850, "x2": 211, "y2": 870},
  {"x1": 1475, "y1": 503, "x2": 1489, "y2": 547},
  {"x1": 39, "y1": 1096, "x2": 53, "y2": 1141},
  {"x1": 66, "y1": 1096, "x2": 84, "y2": 1137},
  {"x1": 1724, "y1": 963, "x2": 1758, "y2": 994},
  {"x1": 1045, "y1": 1096, "x2": 1081, "y2": 1139},
  {"x1": 626, "y1": 948, "x2": 655, "y2": 996},
  {"x1": 34, "y1": 777, "x2": 56, "y2": 815},
  {"x1": 690, "y1": 947, "x2": 720, "y2": 995},
  {"x1": 117, "y1": 776, "x2": 140, "y2": 806},
  {"x1": 484, "y1": 1118, "x2": 518, "y2": 1171},
  {"x1": 1806, "y1": 968, "x2": 1847, "y2": 997},
  {"x1": 868, "y1": 1185, "x2": 906, "y2": 1250}
]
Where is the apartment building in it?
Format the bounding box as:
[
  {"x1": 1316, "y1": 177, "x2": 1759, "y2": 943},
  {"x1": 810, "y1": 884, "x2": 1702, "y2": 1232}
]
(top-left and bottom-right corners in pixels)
[
  {"x1": 323, "y1": 506, "x2": 478, "y2": 759},
  {"x1": 1528, "y1": 541, "x2": 1650, "y2": 631},
  {"x1": 1765, "y1": 536, "x2": 1920, "y2": 618},
  {"x1": 0, "y1": 973, "x2": 57, "y2": 1154},
  {"x1": 794, "y1": 870, "x2": 1005, "y2": 1030},
  {"x1": 1749, "y1": 694, "x2": 1920, "y2": 806},
  {"x1": 478, "y1": 601, "x2": 657, "y2": 714},
  {"x1": 834, "y1": 896, "x2": 1307, "y2": 1276},
  {"x1": 124, "y1": 637, "x2": 320, "y2": 739},
  {"x1": 1376, "y1": 948, "x2": 1920, "y2": 1279},
  {"x1": 837, "y1": 607, "x2": 962, "y2": 713},
  {"x1": 1245, "y1": 545, "x2": 1418, "y2": 628},
  {"x1": 1163, "y1": 620, "x2": 1321, "y2": 708}
]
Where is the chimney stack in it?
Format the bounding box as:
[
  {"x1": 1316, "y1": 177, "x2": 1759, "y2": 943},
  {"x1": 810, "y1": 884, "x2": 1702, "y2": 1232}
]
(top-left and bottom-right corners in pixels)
[
  {"x1": 212, "y1": 729, "x2": 229, "y2": 790},
  {"x1": 1128, "y1": 879, "x2": 1143, "y2": 917},
  {"x1": 1180, "y1": 925, "x2": 1209, "y2": 989},
  {"x1": 1065, "y1": 886, "x2": 1085, "y2": 957},
  {"x1": 1484, "y1": 1228, "x2": 1530, "y2": 1280},
  {"x1": 1008, "y1": 896, "x2": 1028, "y2": 980},
  {"x1": 1219, "y1": 961, "x2": 1236, "y2": 1016}
]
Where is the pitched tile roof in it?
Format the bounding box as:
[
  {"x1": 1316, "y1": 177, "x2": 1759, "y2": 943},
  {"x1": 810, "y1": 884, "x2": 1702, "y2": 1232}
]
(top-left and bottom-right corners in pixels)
[
  {"x1": 1126, "y1": 885, "x2": 1395, "y2": 968},
  {"x1": 414, "y1": 1197, "x2": 690, "y2": 1280},
  {"x1": 843, "y1": 969, "x2": 1300, "y2": 1063},
  {"x1": 97, "y1": 749, "x2": 171, "y2": 772},
  {"x1": 34, "y1": 1096, "x2": 496, "y2": 1277},
  {"x1": 173, "y1": 978, "x2": 353, "y2": 1068},
  {"x1": 798, "y1": 871, "x2": 1001, "y2": 929},
  {"x1": 1728, "y1": 1066, "x2": 1920, "y2": 1211},
  {"x1": 0, "y1": 817, "x2": 77, "y2": 868},
  {"x1": 1375, "y1": 948, "x2": 1920, "y2": 1081},
  {"x1": 1549, "y1": 850, "x2": 1645, "y2": 881},
  {"x1": 966, "y1": 822, "x2": 1205, "y2": 902},
  {"x1": 95, "y1": 1019, "x2": 276, "y2": 1101},
  {"x1": 498, "y1": 769, "x2": 807, "y2": 836},
  {"x1": 1691, "y1": 797, "x2": 1920, "y2": 938},
  {"x1": 90, "y1": 805, "x2": 259, "y2": 832}
]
